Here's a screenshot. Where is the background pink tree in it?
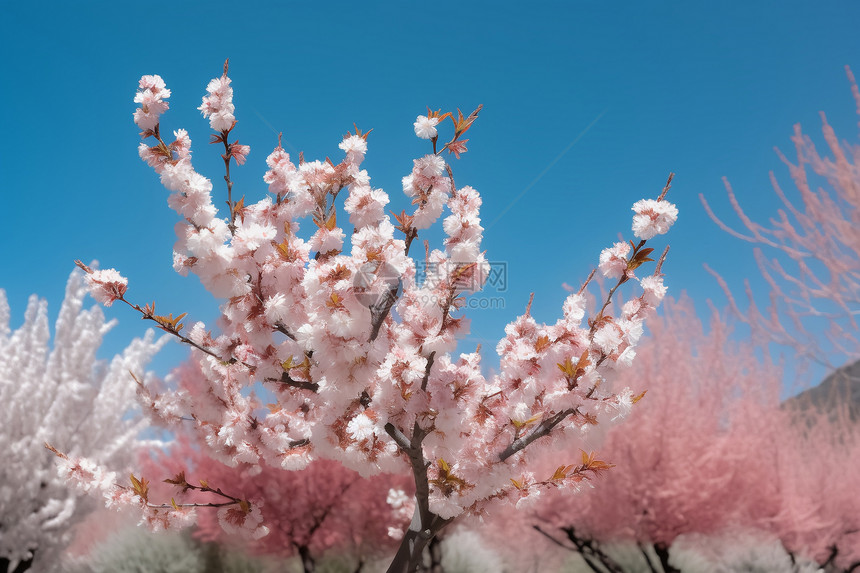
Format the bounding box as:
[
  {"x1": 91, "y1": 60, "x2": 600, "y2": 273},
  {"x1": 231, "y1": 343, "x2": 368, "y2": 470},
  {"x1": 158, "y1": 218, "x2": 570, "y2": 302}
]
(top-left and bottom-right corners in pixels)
[
  {"x1": 142, "y1": 360, "x2": 411, "y2": 573},
  {"x1": 491, "y1": 296, "x2": 860, "y2": 572},
  {"x1": 701, "y1": 65, "x2": 860, "y2": 371}
]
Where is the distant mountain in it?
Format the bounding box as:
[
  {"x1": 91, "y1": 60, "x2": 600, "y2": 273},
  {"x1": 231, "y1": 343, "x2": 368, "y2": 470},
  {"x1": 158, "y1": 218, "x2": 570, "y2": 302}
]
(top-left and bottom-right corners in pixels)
[{"x1": 783, "y1": 359, "x2": 860, "y2": 423}]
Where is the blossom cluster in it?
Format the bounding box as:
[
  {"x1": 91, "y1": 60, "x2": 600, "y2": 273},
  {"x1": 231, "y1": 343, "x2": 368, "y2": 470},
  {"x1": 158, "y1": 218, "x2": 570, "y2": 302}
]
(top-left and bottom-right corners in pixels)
[
  {"x1": 68, "y1": 63, "x2": 677, "y2": 548},
  {"x1": 631, "y1": 198, "x2": 678, "y2": 240},
  {"x1": 132, "y1": 75, "x2": 170, "y2": 132}
]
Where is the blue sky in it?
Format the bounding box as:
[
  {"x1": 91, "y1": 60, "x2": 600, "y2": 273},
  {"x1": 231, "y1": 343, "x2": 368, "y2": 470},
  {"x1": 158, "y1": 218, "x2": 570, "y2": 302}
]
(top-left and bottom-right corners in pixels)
[{"x1": 3, "y1": 1, "x2": 859, "y2": 380}]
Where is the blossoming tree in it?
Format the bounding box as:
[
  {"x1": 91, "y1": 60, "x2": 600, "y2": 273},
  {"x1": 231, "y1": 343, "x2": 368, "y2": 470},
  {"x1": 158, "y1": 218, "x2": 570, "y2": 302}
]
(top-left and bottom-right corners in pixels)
[
  {"x1": 1, "y1": 270, "x2": 166, "y2": 573},
  {"x1": 53, "y1": 60, "x2": 678, "y2": 572}
]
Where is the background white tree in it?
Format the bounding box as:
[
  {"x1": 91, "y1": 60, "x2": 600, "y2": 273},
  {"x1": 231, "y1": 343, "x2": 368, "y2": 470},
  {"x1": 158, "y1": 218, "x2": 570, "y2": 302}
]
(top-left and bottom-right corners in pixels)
[{"x1": 0, "y1": 269, "x2": 166, "y2": 572}]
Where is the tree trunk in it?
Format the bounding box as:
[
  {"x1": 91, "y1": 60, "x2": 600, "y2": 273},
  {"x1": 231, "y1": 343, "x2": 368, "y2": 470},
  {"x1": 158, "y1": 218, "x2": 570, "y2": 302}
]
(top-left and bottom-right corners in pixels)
[
  {"x1": 386, "y1": 526, "x2": 436, "y2": 573},
  {"x1": 0, "y1": 554, "x2": 34, "y2": 573},
  {"x1": 562, "y1": 527, "x2": 624, "y2": 573},
  {"x1": 653, "y1": 543, "x2": 679, "y2": 573},
  {"x1": 298, "y1": 545, "x2": 316, "y2": 573},
  {"x1": 201, "y1": 542, "x2": 224, "y2": 573},
  {"x1": 386, "y1": 508, "x2": 449, "y2": 573},
  {"x1": 427, "y1": 535, "x2": 443, "y2": 573}
]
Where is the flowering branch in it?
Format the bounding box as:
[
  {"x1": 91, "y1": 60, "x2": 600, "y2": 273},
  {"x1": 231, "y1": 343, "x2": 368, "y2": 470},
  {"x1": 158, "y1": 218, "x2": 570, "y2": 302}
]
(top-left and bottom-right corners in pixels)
[
  {"x1": 73, "y1": 260, "x2": 232, "y2": 365},
  {"x1": 59, "y1": 62, "x2": 680, "y2": 573},
  {"x1": 200, "y1": 59, "x2": 249, "y2": 235}
]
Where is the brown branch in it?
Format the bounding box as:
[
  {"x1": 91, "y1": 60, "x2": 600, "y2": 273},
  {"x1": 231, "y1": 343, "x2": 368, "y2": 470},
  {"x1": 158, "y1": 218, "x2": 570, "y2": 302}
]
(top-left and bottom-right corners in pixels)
[
  {"x1": 384, "y1": 423, "x2": 411, "y2": 451},
  {"x1": 654, "y1": 245, "x2": 670, "y2": 275},
  {"x1": 147, "y1": 500, "x2": 235, "y2": 509},
  {"x1": 223, "y1": 136, "x2": 236, "y2": 234},
  {"x1": 420, "y1": 352, "x2": 436, "y2": 392},
  {"x1": 403, "y1": 228, "x2": 419, "y2": 257},
  {"x1": 499, "y1": 408, "x2": 576, "y2": 461},
  {"x1": 369, "y1": 279, "x2": 401, "y2": 342},
  {"x1": 266, "y1": 371, "x2": 320, "y2": 393},
  {"x1": 274, "y1": 322, "x2": 297, "y2": 340},
  {"x1": 532, "y1": 525, "x2": 575, "y2": 551},
  {"x1": 118, "y1": 297, "x2": 223, "y2": 361},
  {"x1": 657, "y1": 172, "x2": 674, "y2": 201},
  {"x1": 383, "y1": 421, "x2": 435, "y2": 531}
]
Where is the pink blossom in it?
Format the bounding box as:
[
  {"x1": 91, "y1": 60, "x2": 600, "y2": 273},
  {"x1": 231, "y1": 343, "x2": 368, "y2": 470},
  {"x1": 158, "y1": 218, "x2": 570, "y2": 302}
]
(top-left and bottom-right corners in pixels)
[
  {"x1": 344, "y1": 186, "x2": 389, "y2": 229},
  {"x1": 309, "y1": 226, "x2": 345, "y2": 254},
  {"x1": 145, "y1": 430, "x2": 408, "y2": 563},
  {"x1": 611, "y1": 387, "x2": 635, "y2": 420},
  {"x1": 263, "y1": 146, "x2": 297, "y2": 197},
  {"x1": 411, "y1": 188, "x2": 449, "y2": 229},
  {"x1": 640, "y1": 275, "x2": 668, "y2": 307},
  {"x1": 234, "y1": 222, "x2": 275, "y2": 254},
  {"x1": 562, "y1": 293, "x2": 586, "y2": 323},
  {"x1": 413, "y1": 115, "x2": 440, "y2": 139},
  {"x1": 621, "y1": 298, "x2": 643, "y2": 319},
  {"x1": 141, "y1": 505, "x2": 197, "y2": 532},
  {"x1": 263, "y1": 292, "x2": 291, "y2": 325},
  {"x1": 82, "y1": 267, "x2": 128, "y2": 307},
  {"x1": 509, "y1": 296, "x2": 860, "y2": 572},
  {"x1": 443, "y1": 184, "x2": 484, "y2": 269},
  {"x1": 171, "y1": 129, "x2": 191, "y2": 159},
  {"x1": 346, "y1": 412, "x2": 377, "y2": 441},
  {"x1": 104, "y1": 486, "x2": 138, "y2": 509},
  {"x1": 56, "y1": 455, "x2": 117, "y2": 497},
  {"x1": 593, "y1": 321, "x2": 623, "y2": 354},
  {"x1": 618, "y1": 316, "x2": 644, "y2": 346},
  {"x1": 631, "y1": 198, "x2": 678, "y2": 240},
  {"x1": 199, "y1": 74, "x2": 235, "y2": 132},
  {"x1": 339, "y1": 134, "x2": 368, "y2": 164},
  {"x1": 387, "y1": 527, "x2": 405, "y2": 540},
  {"x1": 230, "y1": 142, "x2": 250, "y2": 165},
  {"x1": 387, "y1": 488, "x2": 412, "y2": 511},
  {"x1": 598, "y1": 241, "x2": 631, "y2": 279},
  {"x1": 701, "y1": 69, "x2": 860, "y2": 369},
  {"x1": 138, "y1": 143, "x2": 166, "y2": 172},
  {"x1": 616, "y1": 346, "x2": 637, "y2": 368},
  {"x1": 414, "y1": 154, "x2": 446, "y2": 178},
  {"x1": 133, "y1": 75, "x2": 170, "y2": 131}
]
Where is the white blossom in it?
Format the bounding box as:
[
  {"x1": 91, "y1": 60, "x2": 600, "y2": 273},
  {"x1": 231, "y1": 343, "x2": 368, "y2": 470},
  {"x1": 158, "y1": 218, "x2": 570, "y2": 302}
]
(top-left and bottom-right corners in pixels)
[
  {"x1": 632, "y1": 198, "x2": 678, "y2": 240},
  {"x1": 413, "y1": 115, "x2": 440, "y2": 139},
  {"x1": 0, "y1": 270, "x2": 166, "y2": 571}
]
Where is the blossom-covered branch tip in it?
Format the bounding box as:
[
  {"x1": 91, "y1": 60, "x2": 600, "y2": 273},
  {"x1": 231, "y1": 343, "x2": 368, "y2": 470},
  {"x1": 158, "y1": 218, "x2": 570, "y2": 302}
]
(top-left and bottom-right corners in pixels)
[
  {"x1": 632, "y1": 198, "x2": 679, "y2": 240},
  {"x1": 74, "y1": 260, "x2": 128, "y2": 306}
]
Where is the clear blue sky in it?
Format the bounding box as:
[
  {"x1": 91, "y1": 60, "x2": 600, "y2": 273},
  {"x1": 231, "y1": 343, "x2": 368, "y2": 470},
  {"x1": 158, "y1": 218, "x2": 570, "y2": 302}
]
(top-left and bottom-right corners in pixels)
[{"x1": 3, "y1": 1, "x2": 859, "y2": 378}]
